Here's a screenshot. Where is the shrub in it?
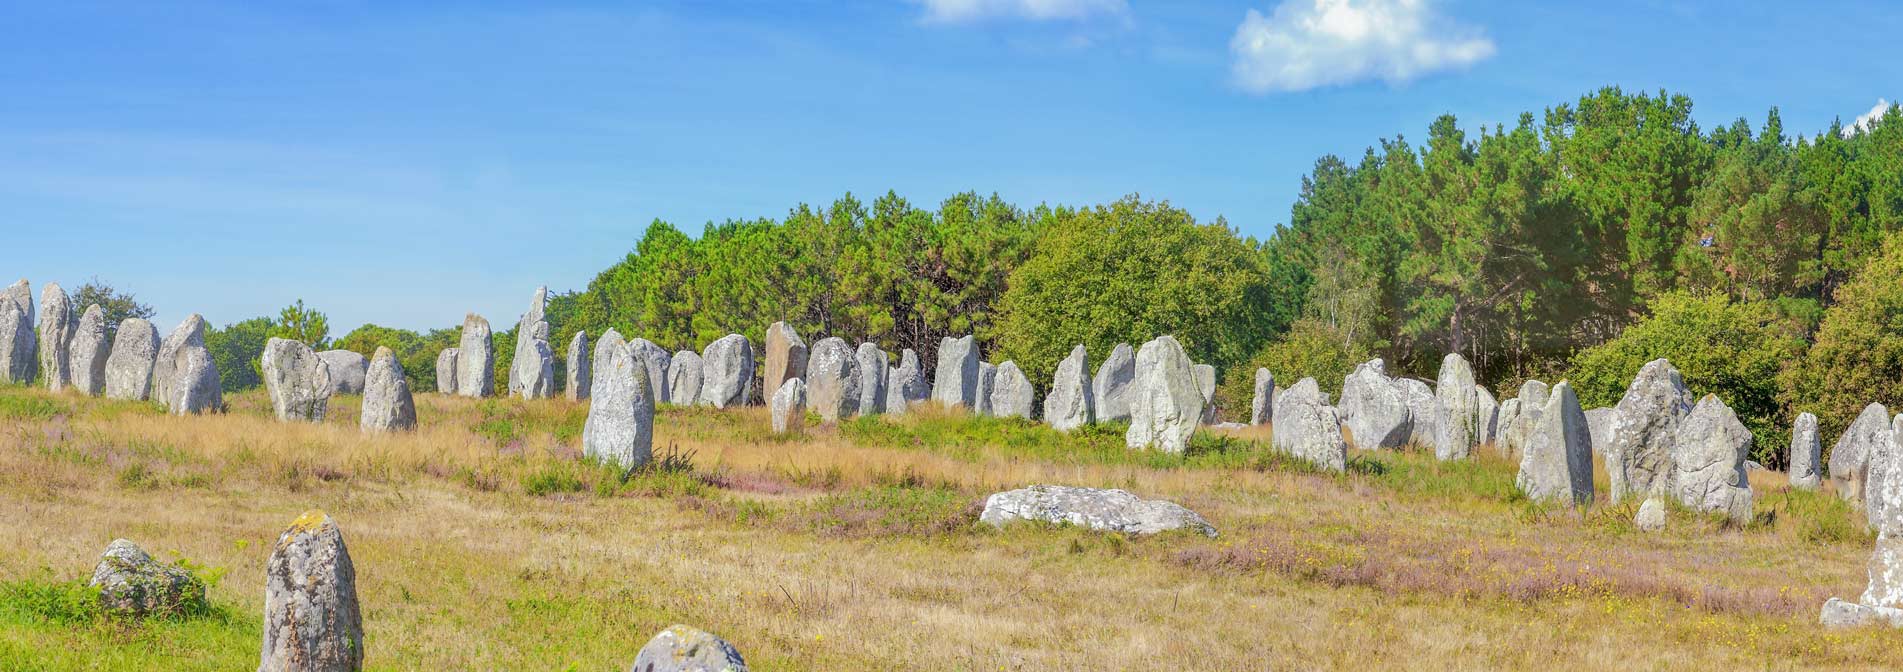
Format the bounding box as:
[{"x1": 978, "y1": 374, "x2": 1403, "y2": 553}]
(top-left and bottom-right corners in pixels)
[
  {"x1": 1783, "y1": 235, "x2": 1903, "y2": 443},
  {"x1": 1217, "y1": 318, "x2": 1370, "y2": 410}
]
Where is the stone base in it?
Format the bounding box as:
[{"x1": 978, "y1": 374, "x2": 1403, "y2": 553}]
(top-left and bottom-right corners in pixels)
[{"x1": 1820, "y1": 597, "x2": 1903, "y2": 628}]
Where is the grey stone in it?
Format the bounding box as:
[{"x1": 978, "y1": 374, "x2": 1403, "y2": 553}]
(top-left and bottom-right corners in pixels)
[
  {"x1": 435, "y1": 348, "x2": 459, "y2": 394},
  {"x1": 990, "y1": 361, "x2": 1034, "y2": 420},
  {"x1": 510, "y1": 322, "x2": 556, "y2": 400},
  {"x1": 974, "y1": 362, "x2": 998, "y2": 416},
  {"x1": 1249, "y1": 368, "x2": 1273, "y2": 426},
  {"x1": 763, "y1": 321, "x2": 806, "y2": 406},
  {"x1": 1340, "y1": 359, "x2": 1410, "y2": 450},
  {"x1": 151, "y1": 315, "x2": 206, "y2": 412},
  {"x1": 931, "y1": 335, "x2": 980, "y2": 409},
  {"x1": 696, "y1": 334, "x2": 753, "y2": 409},
  {"x1": 0, "y1": 298, "x2": 31, "y2": 384},
  {"x1": 1584, "y1": 407, "x2": 1615, "y2": 455},
  {"x1": 2, "y1": 279, "x2": 32, "y2": 328},
  {"x1": 667, "y1": 350, "x2": 704, "y2": 406},
  {"x1": 1493, "y1": 399, "x2": 1521, "y2": 454},
  {"x1": 1474, "y1": 386, "x2": 1499, "y2": 447},
  {"x1": 68, "y1": 304, "x2": 109, "y2": 395},
  {"x1": 1868, "y1": 416, "x2": 1903, "y2": 536},
  {"x1": 259, "y1": 510, "x2": 363, "y2": 672},
  {"x1": 1515, "y1": 381, "x2": 1593, "y2": 505},
  {"x1": 167, "y1": 343, "x2": 221, "y2": 415},
  {"x1": 1670, "y1": 394, "x2": 1754, "y2": 523},
  {"x1": 1501, "y1": 380, "x2": 1551, "y2": 458},
  {"x1": 1043, "y1": 345, "x2": 1094, "y2": 431},
  {"x1": 1191, "y1": 363, "x2": 1217, "y2": 424},
  {"x1": 456, "y1": 313, "x2": 494, "y2": 397},
  {"x1": 805, "y1": 337, "x2": 860, "y2": 424},
  {"x1": 1790, "y1": 412, "x2": 1822, "y2": 490},
  {"x1": 583, "y1": 330, "x2": 655, "y2": 471},
  {"x1": 361, "y1": 347, "x2": 416, "y2": 432},
  {"x1": 1635, "y1": 498, "x2": 1666, "y2": 532},
  {"x1": 317, "y1": 350, "x2": 368, "y2": 396},
  {"x1": 1272, "y1": 377, "x2": 1347, "y2": 472},
  {"x1": 1865, "y1": 535, "x2": 1903, "y2": 609},
  {"x1": 629, "y1": 624, "x2": 749, "y2": 672},
  {"x1": 627, "y1": 338, "x2": 672, "y2": 404},
  {"x1": 854, "y1": 342, "x2": 888, "y2": 415},
  {"x1": 1605, "y1": 359, "x2": 1695, "y2": 503},
  {"x1": 567, "y1": 331, "x2": 592, "y2": 401},
  {"x1": 1125, "y1": 336, "x2": 1202, "y2": 453},
  {"x1": 1831, "y1": 403, "x2": 1892, "y2": 503},
  {"x1": 37, "y1": 282, "x2": 74, "y2": 390},
  {"x1": 1092, "y1": 343, "x2": 1135, "y2": 423},
  {"x1": 883, "y1": 349, "x2": 928, "y2": 416},
  {"x1": 262, "y1": 338, "x2": 331, "y2": 422},
  {"x1": 89, "y1": 539, "x2": 204, "y2": 616},
  {"x1": 980, "y1": 485, "x2": 1216, "y2": 537},
  {"x1": 1820, "y1": 596, "x2": 1903, "y2": 628},
  {"x1": 771, "y1": 377, "x2": 807, "y2": 434},
  {"x1": 1435, "y1": 353, "x2": 1481, "y2": 459},
  {"x1": 103, "y1": 318, "x2": 159, "y2": 401}
]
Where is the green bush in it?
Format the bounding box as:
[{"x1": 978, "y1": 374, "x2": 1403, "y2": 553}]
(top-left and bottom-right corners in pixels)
[
  {"x1": 1217, "y1": 318, "x2": 1370, "y2": 411},
  {"x1": 1783, "y1": 236, "x2": 1903, "y2": 443}
]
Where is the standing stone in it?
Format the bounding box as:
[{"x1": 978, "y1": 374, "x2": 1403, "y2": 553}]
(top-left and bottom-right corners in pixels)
[
  {"x1": 1249, "y1": 368, "x2": 1274, "y2": 426},
  {"x1": 627, "y1": 338, "x2": 672, "y2": 404},
  {"x1": 0, "y1": 298, "x2": 31, "y2": 384},
  {"x1": 853, "y1": 342, "x2": 888, "y2": 416},
  {"x1": 974, "y1": 362, "x2": 998, "y2": 416},
  {"x1": 262, "y1": 338, "x2": 331, "y2": 422},
  {"x1": 883, "y1": 349, "x2": 928, "y2": 416},
  {"x1": 152, "y1": 315, "x2": 207, "y2": 412},
  {"x1": 931, "y1": 334, "x2": 981, "y2": 410},
  {"x1": 1868, "y1": 415, "x2": 1903, "y2": 535},
  {"x1": 1583, "y1": 407, "x2": 1615, "y2": 455},
  {"x1": 1400, "y1": 378, "x2": 1445, "y2": 449},
  {"x1": 566, "y1": 331, "x2": 592, "y2": 401},
  {"x1": 1272, "y1": 377, "x2": 1348, "y2": 472},
  {"x1": 763, "y1": 321, "x2": 806, "y2": 405},
  {"x1": 1605, "y1": 359, "x2": 1696, "y2": 504},
  {"x1": 259, "y1": 510, "x2": 363, "y2": 672},
  {"x1": 697, "y1": 334, "x2": 754, "y2": 408},
  {"x1": 1340, "y1": 359, "x2": 1410, "y2": 450},
  {"x1": 990, "y1": 361, "x2": 1035, "y2": 420},
  {"x1": 1670, "y1": 394, "x2": 1754, "y2": 523},
  {"x1": 1093, "y1": 343, "x2": 1136, "y2": 423},
  {"x1": 1125, "y1": 336, "x2": 1202, "y2": 453},
  {"x1": 317, "y1": 350, "x2": 369, "y2": 395},
  {"x1": 455, "y1": 314, "x2": 494, "y2": 397},
  {"x1": 510, "y1": 324, "x2": 556, "y2": 400},
  {"x1": 37, "y1": 282, "x2": 74, "y2": 391},
  {"x1": 1515, "y1": 381, "x2": 1594, "y2": 505},
  {"x1": 168, "y1": 344, "x2": 221, "y2": 415},
  {"x1": 1435, "y1": 353, "x2": 1481, "y2": 459},
  {"x1": 3, "y1": 279, "x2": 32, "y2": 328},
  {"x1": 805, "y1": 337, "x2": 860, "y2": 424},
  {"x1": 68, "y1": 304, "x2": 109, "y2": 395},
  {"x1": 583, "y1": 330, "x2": 655, "y2": 471},
  {"x1": 103, "y1": 318, "x2": 159, "y2": 401},
  {"x1": 1493, "y1": 399, "x2": 1521, "y2": 454},
  {"x1": 1790, "y1": 412, "x2": 1823, "y2": 490},
  {"x1": 1501, "y1": 380, "x2": 1551, "y2": 457},
  {"x1": 507, "y1": 286, "x2": 548, "y2": 395},
  {"x1": 771, "y1": 377, "x2": 808, "y2": 434},
  {"x1": 630, "y1": 625, "x2": 749, "y2": 672},
  {"x1": 1191, "y1": 363, "x2": 1217, "y2": 424},
  {"x1": 1043, "y1": 345, "x2": 1094, "y2": 431},
  {"x1": 1474, "y1": 386, "x2": 1500, "y2": 446},
  {"x1": 1831, "y1": 403, "x2": 1892, "y2": 503},
  {"x1": 434, "y1": 348, "x2": 460, "y2": 394},
  {"x1": 667, "y1": 350, "x2": 704, "y2": 406},
  {"x1": 361, "y1": 347, "x2": 416, "y2": 432}
]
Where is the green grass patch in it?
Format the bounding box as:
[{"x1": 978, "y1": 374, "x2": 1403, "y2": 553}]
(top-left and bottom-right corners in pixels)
[
  {"x1": 0, "y1": 393, "x2": 64, "y2": 420},
  {"x1": 796, "y1": 485, "x2": 977, "y2": 537},
  {"x1": 1348, "y1": 449, "x2": 1523, "y2": 503}
]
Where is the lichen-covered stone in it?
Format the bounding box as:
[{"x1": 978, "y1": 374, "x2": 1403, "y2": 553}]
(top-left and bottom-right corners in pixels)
[
  {"x1": 434, "y1": 348, "x2": 459, "y2": 394},
  {"x1": 1606, "y1": 359, "x2": 1695, "y2": 503},
  {"x1": 763, "y1": 321, "x2": 806, "y2": 406},
  {"x1": 1043, "y1": 345, "x2": 1094, "y2": 431},
  {"x1": 1831, "y1": 403, "x2": 1892, "y2": 503},
  {"x1": 104, "y1": 318, "x2": 159, "y2": 400},
  {"x1": 931, "y1": 335, "x2": 980, "y2": 409},
  {"x1": 629, "y1": 624, "x2": 749, "y2": 672},
  {"x1": 883, "y1": 349, "x2": 928, "y2": 416},
  {"x1": 1092, "y1": 343, "x2": 1135, "y2": 423},
  {"x1": 854, "y1": 342, "x2": 888, "y2": 416},
  {"x1": 584, "y1": 330, "x2": 655, "y2": 471},
  {"x1": 567, "y1": 331, "x2": 592, "y2": 401},
  {"x1": 259, "y1": 510, "x2": 362, "y2": 672},
  {"x1": 697, "y1": 334, "x2": 753, "y2": 409},
  {"x1": 262, "y1": 338, "x2": 330, "y2": 422},
  {"x1": 1125, "y1": 336, "x2": 1202, "y2": 453},
  {"x1": 627, "y1": 338, "x2": 672, "y2": 404},
  {"x1": 1670, "y1": 394, "x2": 1754, "y2": 523},
  {"x1": 360, "y1": 347, "x2": 416, "y2": 432},
  {"x1": 68, "y1": 304, "x2": 109, "y2": 395},
  {"x1": 771, "y1": 377, "x2": 807, "y2": 434},
  {"x1": 1272, "y1": 377, "x2": 1347, "y2": 472},
  {"x1": 990, "y1": 360, "x2": 1035, "y2": 420},
  {"x1": 89, "y1": 539, "x2": 204, "y2": 616},
  {"x1": 456, "y1": 314, "x2": 494, "y2": 397},
  {"x1": 1515, "y1": 381, "x2": 1594, "y2": 505},
  {"x1": 1250, "y1": 368, "x2": 1273, "y2": 426},
  {"x1": 667, "y1": 350, "x2": 704, "y2": 407},
  {"x1": 317, "y1": 350, "x2": 369, "y2": 396},
  {"x1": 1867, "y1": 416, "x2": 1903, "y2": 536},
  {"x1": 1435, "y1": 353, "x2": 1480, "y2": 459},
  {"x1": 37, "y1": 282, "x2": 74, "y2": 390},
  {"x1": 1500, "y1": 380, "x2": 1552, "y2": 458},
  {"x1": 509, "y1": 323, "x2": 556, "y2": 400},
  {"x1": 3, "y1": 279, "x2": 32, "y2": 327},
  {"x1": 980, "y1": 485, "x2": 1216, "y2": 537},
  {"x1": 805, "y1": 337, "x2": 859, "y2": 423},
  {"x1": 1790, "y1": 412, "x2": 1822, "y2": 490}
]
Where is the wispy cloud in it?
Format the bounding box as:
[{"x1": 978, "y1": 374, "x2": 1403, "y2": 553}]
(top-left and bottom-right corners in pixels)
[
  {"x1": 1844, "y1": 98, "x2": 1894, "y2": 137},
  {"x1": 913, "y1": 0, "x2": 1128, "y2": 25},
  {"x1": 1229, "y1": 0, "x2": 1494, "y2": 94}
]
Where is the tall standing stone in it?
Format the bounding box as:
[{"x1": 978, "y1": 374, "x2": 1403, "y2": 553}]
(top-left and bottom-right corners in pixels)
[
  {"x1": 361, "y1": 347, "x2": 416, "y2": 432},
  {"x1": 1272, "y1": 377, "x2": 1347, "y2": 472},
  {"x1": 990, "y1": 361, "x2": 1035, "y2": 420},
  {"x1": 771, "y1": 377, "x2": 807, "y2": 434},
  {"x1": 1400, "y1": 378, "x2": 1445, "y2": 449},
  {"x1": 667, "y1": 350, "x2": 704, "y2": 406},
  {"x1": 1605, "y1": 359, "x2": 1696, "y2": 503},
  {"x1": 697, "y1": 334, "x2": 753, "y2": 409},
  {"x1": 262, "y1": 338, "x2": 331, "y2": 422},
  {"x1": 1831, "y1": 403, "x2": 1892, "y2": 503},
  {"x1": 627, "y1": 338, "x2": 672, "y2": 404},
  {"x1": 68, "y1": 304, "x2": 109, "y2": 396},
  {"x1": 763, "y1": 321, "x2": 806, "y2": 405},
  {"x1": 1125, "y1": 336, "x2": 1202, "y2": 453},
  {"x1": 455, "y1": 314, "x2": 494, "y2": 398},
  {"x1": 434, "y1": 348, "x2": 459, "y2": 394},
  {"x1": 1515, "y1": 381, "x2": 1594, "y2": 505},
  {"x1": 854, "y1": 342, "x2": 888, "y2": 416},
  {"x1": 883, "y1": 348, "x2": 928, "y2": 416},
  {"x1": 168, "y1": 344, "x2": 221, "y2": 415},
  {"x1": 1670, "y1": 394, "x2": 1754, "y2": 523},
  {"x1": 318, "y1": 350, "x2": 368, "y2": 395},
  {"x1": 1043, "y1": 345, "x2": 1094, "y2": 431},
  {"x1": 805, "y1": 337, "x2": 859, "y2": 424},
  {"x1": 1435, "y1": 353, "x2": 1481, "y2": 460},
  {"x1": 1093, "y1": 343, "x2": 1135, "y2": 423},
  {"x1": 974, "y1": 362, "x2": 998, "y2": 416},
  {"x1": 37, "y1": 282, "x2": 74, "y2": 391},
  {"x1": 509, "y1": 323, "x2": 555, "y2": 400},
  {"x1": 3, "y1": 279, "x2": 32, "y2": 327},
  {"x1": 103, "y1": 318, "x2": 159, "y2": 401},
  {"x1": 1869, "y1": 416, "x2": 1903, "y2": 537},
  {"x1": 566, "y1": 331, "x2": 591, "y2": 401},
  {"x1": 1249, "y1": 368, "x2": 1274, "y2": 426},
  {"x1": 507, "y1": 287, "x2": 548, "y2": 395},
  {"x1": 259, "y1": 510, "x2": 363, "y2": 672},
  {"x1": 1791, "y1": 412, "x2": 1823, "y2": 490},
  {"x1": 583, "y1": 330, "x2": 655, "y2": 471},
  {"x1": 1340, "y1": 359, "x2": 1410, "y2": 450},
  {"x1": 0, "y1": 298, "x2": 31, "y2": 384},
  {"x1": 152, "y1": 315, "x2": 207, "y2": 412},
  {"x1": 931, "y1": 334, "x2": 980, "y2": 410},
  {"x1": 1191, "y1": 363, "x2": 1217, "y2": 424}
]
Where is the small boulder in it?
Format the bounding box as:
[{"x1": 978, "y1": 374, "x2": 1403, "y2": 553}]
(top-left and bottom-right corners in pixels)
[
  {"x1": 1635, "y1": 498, "x2": 1666, "y2": 532},
  {"x1": 89, "y1": 539, "x2": 204, "y2": 616},
  {"x1": 630, "y1": 624, "x2": 749, "y2": 672},
  {"x1": 259, "y1": 510, "x2": 363, "y2": 672},
  {"x1": 771, "y1": 377, "x2": 807, "y2": 434},
  {"x1": 1092, "y1": 343, "x2": 1135, "y2": 422},
  {"x1": 980, "y1": 485, "x2": 1216, "y2": 537}
]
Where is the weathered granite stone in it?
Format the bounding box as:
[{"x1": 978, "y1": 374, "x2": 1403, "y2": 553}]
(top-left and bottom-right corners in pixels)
[
  {"x1": 627, "y1": 338, "x2": 672, "y2": 404},
  {"x1": 68, "y1": 304, "x2": 109, "y2": 395},
  {"x1": 697, "y1": 334, "x2": 753, "y2": 409},
  {"x1": 317, "y1": 350, "x2": 368, "y2": 396},
  {"x1": 1515, "y1": 381, "x2": 1594, "y2": 505},
  {"x1": 1340, "y1": 359, "x2": 1410, "y2": 450},
  {"x1": 1435, "y1": 353, "x2": 1481, "y2": 459},
  {"x1": 1867, "y1": 416, "x2": 1903, "y2": 536},
  {"x1": 1584, "y1": 407, "x2": 1615, "y2": 455},
  {"x1": 1250, "y1": 368, "x2": 1273, "y2": 426},
  {"x1": 1474, "y1": 386, "x2": 1500, "y2": 447},
  {"x1": 3, "y1": 279, "x2": 31, "y2": 327},
  {"x1": 1092, "y1": 343, "x2": 1135, "y2": 422},
  {"x1": 361, "y1": 347, "x2": 416, "y2": 432},
  {"x1": 567, "y1": 332, "x2": 592, "y2": 401},
  {"x1": 583, "y1": 330, "x2": 655, "y2": 471},
  {"x1": 771, "y1": 377, "x2": 807, "y2": 434},
  {"x1": 510, "y1": 323, "x2": 556, "y2": 400},
  {"x1": 1043, "y1": 345, "x2": 1094, "y2": 431},
  {"x1": 1790, "y1": 412, "x2": 1822, "y2": 490},
  {"x1": 1125, "y1": 336, "x2": 1202, "y2": 453},
  {"x1": 980, "y1": 485, "x2": 1217, "y2": 537},
  {"x1": 1635, "y1": 498, "x2": 1666, "y2": 532},
  {"x1": 990, "y1": 361, "x2": 1035, "y2": 420},
  {"x1": 931, "y1": 335, "x2": 980, "y2": 409},
  {"x1": 456, "y1": 314, "x2": 494, "y2": 397},
  {"x1": 1191, "y1": 363, "x2": 1217, "y2": 424},
  {"x1": 168, "y1": 344, "x2": 221, "y2": 415},
  {"x1": 763, "y1": 321, "x2": 807, "y2": 406},
  {"x1": 103, "y1": 318, "x2": 159, "y2": 401},
  {"x1": 1272, "y1": 377, "x2": 1347, "y2": 472},
  {"x1": 37, "y1": 282, "x2": 74, "y2": 390},
  {"x1": 805, "y1": 337, "x2": 860, "y2": 423},
  {"x1": 1493, "y1": 398, "x2": 1521, "y2": 455},
  {"x1": 1865, "y1": 535, "x2": 1903, "y2": 609},
  {"x1": 1670, "y1": 394, "x2": 1754, "y2": 523},
  {"x1": 259, "y1": 510, "x2": 362, "y2": 672},
  {"x1": 974, "y1": 361, "x2": 998, "y2": 416},
  {"x1": 1501, "y1": 380, "x2": 1551, "y2": 458},
  {"x1": 153, "y1": 314, "x2": 212, "y2": 410},
  {"x1": 89, "y1": 539, "x2": 204, "y2": 616},
  {"x1": 883, "y1": 349, "x2": 928, "y2": 416},
  {"x1": 630, "y1": 624, "x2": 749, "y2": 672},
  {"x1": 667, "y1": 350, "x2": 704, "y2": 407},
  {"x1": 1605, "y1": 359, "x2": 1695, "y2": 504},
  {"x1": 1821, "y1": 595, "x2": 1903, "y2": 628},
  {"x1": 1831, "y1": 403, "x2": 1892, "y2": 503},
  {"x1": 0, "y1": 299, "x2": 31, "y2": 384},
  {"x1": 435, "y1": 348, "x2": 459, "y2": 394},
  {"x1": 262, "y1": 338, "x2": 331, "y2": 422},
  {"x1": 854, "y1": 342, "x2": 888, "y2": 415}
]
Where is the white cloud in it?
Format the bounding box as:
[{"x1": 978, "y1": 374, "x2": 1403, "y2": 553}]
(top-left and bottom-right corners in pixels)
[
  {"x1": 1844, "y1": 98, "x2": 1894, "y2": 137},
  {"x1": 1228, "y1": 0, "x2": 1495, "y2": 94},
  {"x1": 914, "y1": 0, "x2": 1128, "y2": 24}
]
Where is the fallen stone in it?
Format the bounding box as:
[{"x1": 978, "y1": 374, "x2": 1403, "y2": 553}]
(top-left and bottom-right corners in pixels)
[
  {"x1": 317, "y1": 350, "x2": 368, "y2": 396},
  {"x1": 1125, "y1": 336, "x2": 1202, "y2": 453},
  {"x1": 1272, "y1": 377, "x2": 1347, "y2": 472},
  {"x1": 103, "y1": 318, "x2": 159, "y2": 401},
  {"x1": 763, "y1": 321, "x2": 807, "y2": 406},
  {"x1": 630, "y1": 624, "x2": 749, "y2": 672},
  {"x1": 89, "y1": 539, "x2": 204, "y2": 616},
  {"x1": 990, "y1": 360, "x2": 1035, "y2": 419},
  {"x1": 1043, "y1": 345, "x2": 1094, "y2": 431},
  {"x1": 980, "y1": 484, "x2": 1216, "y2": 537},
  {"x1": 456, "y1": 314, "x2": 494, "y2": 397},
  {"x1": 667, "y1": 350, "x2": 704, "y2": 406},
  {"x1": 1515, "y1": 381, "x2": 1593, "y2": 505},
  {"x1": 1605, "y1": 359, "x2": 1695, "y2": 503},
  {"x1": 1092, "y1": 343, "x2": 1135, "y2": 422},
  {"x1": 361, "y1": 346, "x2": 416, "y2": 432},
  {"x1": 68, "y1": 304, "x2": 109, "y2": 395},
  {"x1": 1821, "y1": 597, "x2": 1903, "y2": 628},
  {"x1": 262, "y1": 338, "x2": 330, "y2": 422},
  {"x1": 1790, "y1": 412, "x2": 1822, "y2": 490},
  {"x1": 771, "y1": 377, "x2": 807, "y2": 434},
  {"x1": 697, "y1": 334, "x2": 753, "y2": 409},
  {"x1": 583, "y1": 330, "x2": 656, "y2": 471},
  {"x1": 567, "y1": 331, "x2": 592, "y2": 401},
  {"x1": 259, "y1": 510, "x2": 363, "y2": 672}
]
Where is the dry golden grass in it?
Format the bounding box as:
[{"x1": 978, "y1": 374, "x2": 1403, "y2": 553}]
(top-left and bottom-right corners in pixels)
[{"x1": 0, "y1": 385, "x2": 1897, "y2": 670}]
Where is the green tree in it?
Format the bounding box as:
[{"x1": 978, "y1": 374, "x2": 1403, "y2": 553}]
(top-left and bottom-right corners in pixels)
[
  {"x1": 1783, "y1": 235, "x2": 1903, "y2": 443},
  {"x1": 205, "y1": 317, "x2": 275, "y2": 392},
  {"x1": 1216, "y1": 318, "x2": 1371, "y2": 411},
  {"x1": 70, "y1": 277, "x2": 156, "y2": 342},
  {"x1": 272, "y1": 300, "x2": 329, "y2": 349}
]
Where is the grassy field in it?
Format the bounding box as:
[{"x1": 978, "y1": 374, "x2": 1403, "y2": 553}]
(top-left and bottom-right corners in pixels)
[{"x1": 0, "y1": 384, "x2": 1894, "y2": 670}]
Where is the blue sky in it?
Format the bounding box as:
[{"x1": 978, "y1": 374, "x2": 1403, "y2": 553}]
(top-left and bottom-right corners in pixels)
[{"x1": 2, "y1": 0, "x2": 1898, "y2": 334}]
